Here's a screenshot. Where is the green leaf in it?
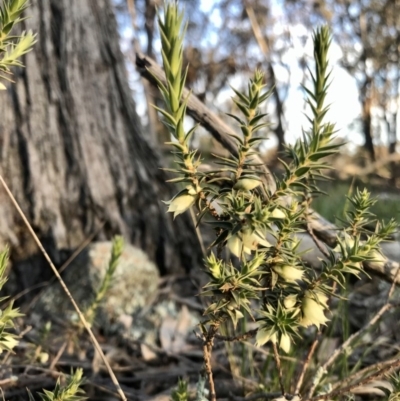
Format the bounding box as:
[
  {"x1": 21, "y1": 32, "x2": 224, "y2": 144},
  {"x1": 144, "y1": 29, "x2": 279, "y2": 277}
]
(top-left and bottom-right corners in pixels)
[
  {"x1": 231, "y1": 86, "x2": 249, "y2": 105},
  {"x1": 234, "y1": 101, "x2": 250, "y2": 118},
  {"x1": 226, "y1": 113, "x2": 245, "y2": 125}
]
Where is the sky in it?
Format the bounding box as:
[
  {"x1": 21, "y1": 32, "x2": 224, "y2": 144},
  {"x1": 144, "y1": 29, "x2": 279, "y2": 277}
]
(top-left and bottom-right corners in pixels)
[{"x1": 198, "y1": 0, "x2": 364, "y2": 149}]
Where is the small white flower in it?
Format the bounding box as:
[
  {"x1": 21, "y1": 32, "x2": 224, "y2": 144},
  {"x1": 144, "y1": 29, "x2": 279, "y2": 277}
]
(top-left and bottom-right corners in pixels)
[
  {"x1": 279, "y1": 333, "x2": 291, "y2": 353},
  {"x1": 271, "y1": 208, "x2": 285, "y2": 219},
  {"x1": 273, "y1": 265, "x2": 304, "y2": 283},
  {"x1": 234, "y1": 178, "x2": 261, "y2": 191},
  {"x1": 228, "y1": 229, "x2": 271, "y2": 258},
  {"x1": 167, "y1": 193, "x2": 196, "y2": 218},
  {"x1": 227, "y1": 235, "x2": 242, "y2": 258},
  {"x1": 368, "y1": 249, "x2": 386, "y2": 267},
  {"x1": 242, "y1": 229, "x2": 271, "y2": 251},
  {"x1": 300, "y1": 291, "x2": 329, "y2": 329},
  {"x1": 255, "y1": 328, "x2": 277, "y2": 347},
  {"x1": 0, "y1": 335, "x2": 19, "y2": 353},
  {"x1": 284, "y1": 294, "x2": 297, "y2": 309}
]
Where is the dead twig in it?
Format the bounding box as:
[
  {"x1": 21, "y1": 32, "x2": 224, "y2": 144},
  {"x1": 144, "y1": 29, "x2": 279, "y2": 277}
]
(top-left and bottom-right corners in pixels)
[
  {"x1": 202, "y1": 323, "x2": 220, "y2": 401},
  {"x1": 331, "y1": 357, "x2": 399, "y2": 391},
  {"x1": 215, "y1": 329, "x2": 258, "y2": 342},
  {"x1": 272, "y1": 342, "x2": 285, "y2": 395},
  {"x1": 306, "y1": 265, "x2": 400, "y2": 398},
  {"x1": 230, "y1": 391, "x2": 283, "y2": 401},
  {"x1": 308, "y1": 359, "x2": 400, "y2": 401},
  {"x1": 294, "y1": 331, "x2": 321, "y2": 395}
]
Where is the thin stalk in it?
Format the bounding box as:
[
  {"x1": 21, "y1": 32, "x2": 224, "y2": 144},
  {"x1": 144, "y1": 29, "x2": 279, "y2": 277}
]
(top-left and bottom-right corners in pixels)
[
  {"x1": 306, "y1": 285, "x2": 396, "y2": 398},
  {"x1": 272, "y1": 342, "x2": 285, "y2": 395},
  {"x1": 294, "y1": 331, "x2": 321, "y2": 394},
  {"x1": 203, "y1": 323, "x2": 220, "y2": 401},
  {"x1": 0, "y1": 175, "x2": 127, "y2": 401},
  {"x1": 308, "y1": 359, "x2": 400, "y2": 401}
]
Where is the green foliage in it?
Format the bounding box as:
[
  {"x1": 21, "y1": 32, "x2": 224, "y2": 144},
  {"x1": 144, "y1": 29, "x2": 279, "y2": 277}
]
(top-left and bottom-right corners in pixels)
[
  {"x1": 28, "y1": 369, "x2": 86, "y2": 401},
  {"x1": 195, "y1": 376, "x2": 209, "y2": 401},
  {"x1": 171, "y1": 379, "x2": 189, "y2": 401},
  {"x1": 0, "y1": 248, "x2": 22, "y2": 354},
  {"x1": 0, "y1": 0, "x2": 36, "y2": 88},
  {"x1": 312, "y1": 181, "x2": 400, "y2": 225},
  {"x1": 155, "y1": 1, "x2": 398, "y2": 398},
  {"x1": 157, "y1": 0, "x2": 394, "y2": 347},
  {"x1": 84, "y1": 235, "x2": 124, "y2": 325},
  {"x1": 386, "y1": 373, "x2": 400, "y2": 401}
]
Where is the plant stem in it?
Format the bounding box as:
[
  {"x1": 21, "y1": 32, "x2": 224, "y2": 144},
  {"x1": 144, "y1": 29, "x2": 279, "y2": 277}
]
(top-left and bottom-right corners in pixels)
[
  {"x1": 295, "y1": 331, "x2": 321, "y2": 395},
  {"x1": 272, "y1": 342, "x2": 285, "y2": 395},
  {"x1": 306, "y1": 301, "x2": 393, "y2": 398},
  {"x1": 203, "y1": 323, "x2": 220, "y2": 401},
  {"x1": 307, "y1": 358, "x2": 400, "y2": 401}
]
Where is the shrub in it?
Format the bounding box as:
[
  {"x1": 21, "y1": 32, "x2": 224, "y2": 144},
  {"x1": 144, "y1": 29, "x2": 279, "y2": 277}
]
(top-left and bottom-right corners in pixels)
[{"x1": 155, "y1": 2, "x2": 398, "y2": 400}]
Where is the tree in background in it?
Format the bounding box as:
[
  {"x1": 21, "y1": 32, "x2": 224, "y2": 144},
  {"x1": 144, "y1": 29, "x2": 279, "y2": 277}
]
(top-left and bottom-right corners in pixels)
[
  {"x1": 118, "y1": 0, "x2": 290, "y2": 153},
  {"x1": 0, "y1": 0, "x2": 202, "y2": 292},
  {"x1": 285, "y1": 0, "x2": 400, "y2": 170},
  {"x1": 119, "y1": 0, "x2": 399, "y2": 182}
]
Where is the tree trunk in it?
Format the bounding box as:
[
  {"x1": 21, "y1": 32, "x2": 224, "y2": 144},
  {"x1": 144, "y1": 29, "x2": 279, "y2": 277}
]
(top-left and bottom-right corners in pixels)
[
  {"x1": 0, "y1": 0, "x2": 201, "y2": 292},
  {"x1": 360, "y1": 76, "x2": 375, "y2": 161}
]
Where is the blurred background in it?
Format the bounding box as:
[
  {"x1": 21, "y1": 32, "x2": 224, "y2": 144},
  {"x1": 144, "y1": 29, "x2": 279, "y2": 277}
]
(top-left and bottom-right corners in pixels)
[{"x1": 116, "y1": 0, "x2": 400, "y2": 223}]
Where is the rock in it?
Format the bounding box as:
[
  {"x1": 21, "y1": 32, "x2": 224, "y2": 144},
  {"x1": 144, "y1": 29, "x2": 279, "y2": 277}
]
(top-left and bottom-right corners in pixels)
[{"x1": 35, "y1": 241, "x2": 160, "y2": 330}]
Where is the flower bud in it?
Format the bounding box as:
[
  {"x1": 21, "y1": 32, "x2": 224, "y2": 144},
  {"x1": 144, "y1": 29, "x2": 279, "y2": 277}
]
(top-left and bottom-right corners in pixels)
[
  {"x1": 227, "y1": 235, "x2": 242, "y2": 258},
  {"x1": 255, "y1": 328, "x2": 277, "y2": 347},
  {"x1": 279, "y1": 333, "x2": 291, "y2": 353},
  {"x1": 273, "y1": 265, "x2": 304, "y2": 283},
  {"x1": 242, "y1": 229, "x2": 271, "y2": 251},
  {"x1": 208, "y1": 260, "x2": 222, "y2": 279},
  {"x1": 284, "y1": 294, "x2": 297, "y2": 309},
  {"x1": 234, "y1": 178, "x2": 261, "y2": 191},
  {"x1": 271, "y1": 208, "x2": 285, "y2": 219},
  {"x1": 300, "y1": 291, "x2": 329, "y2": 329},
  {"x1": 186, "y1": 185, "x2": 198, "y2": 195},
  {"x1": 368, "y1": 249, "x2": 386, "y2": 268},
  {"x1": 167, "y1": 193, "x2": 196, "y2": 218},
  {"x1": 334, "y1": 233, "x2": 355, "y2": 253},
  {"x1": 228, "y1": 229, "x2": 271, "y2": 258}
]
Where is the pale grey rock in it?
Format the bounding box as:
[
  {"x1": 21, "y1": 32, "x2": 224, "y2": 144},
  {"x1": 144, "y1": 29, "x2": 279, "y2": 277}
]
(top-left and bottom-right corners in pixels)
[{"x1": 36, "y1": 241, "x2": 160, "y2": 330}]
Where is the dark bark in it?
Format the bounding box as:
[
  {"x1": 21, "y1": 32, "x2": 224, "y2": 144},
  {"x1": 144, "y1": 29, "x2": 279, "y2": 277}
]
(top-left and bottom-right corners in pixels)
[
  {"x1": 388, "y1": 74, "x2": 399, "y2": 185},
  {"x1": 267, "y1": 62, "x2": 285, "y2": 153},
  {"x1": 0, "y1": 0, "x2": 202, "y2": 291},
  {"x1": 144, "y1": 0, "x2": 157, "y2": 59},
  {"x1": 360, "y1": 76, "x2": 375, "y2": 162},
  {"x1": 389, "y1": 109, "x2": 398, "y2": 184}
]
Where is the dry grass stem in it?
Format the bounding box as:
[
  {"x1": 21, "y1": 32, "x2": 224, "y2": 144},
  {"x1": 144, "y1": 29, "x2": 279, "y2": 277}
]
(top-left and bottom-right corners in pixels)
[
  {"x1": 295, "y1": 331, "x2": 321, "y2": 394},
  {"x1": 0, "y1": 174, "x2": 128, "y2": 401},
  {"x1": 306, "y1": 280, "x2": 397, "y2": 398}
]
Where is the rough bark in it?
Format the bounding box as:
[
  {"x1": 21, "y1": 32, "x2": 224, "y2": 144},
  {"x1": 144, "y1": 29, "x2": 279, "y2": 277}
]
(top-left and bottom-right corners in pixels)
[
  {"x1": 0, "y1": 0, "x2": 201, "y2": 291},
  {"x1": 360, "y1": 76, "x2": 375, "y2": 162}
]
